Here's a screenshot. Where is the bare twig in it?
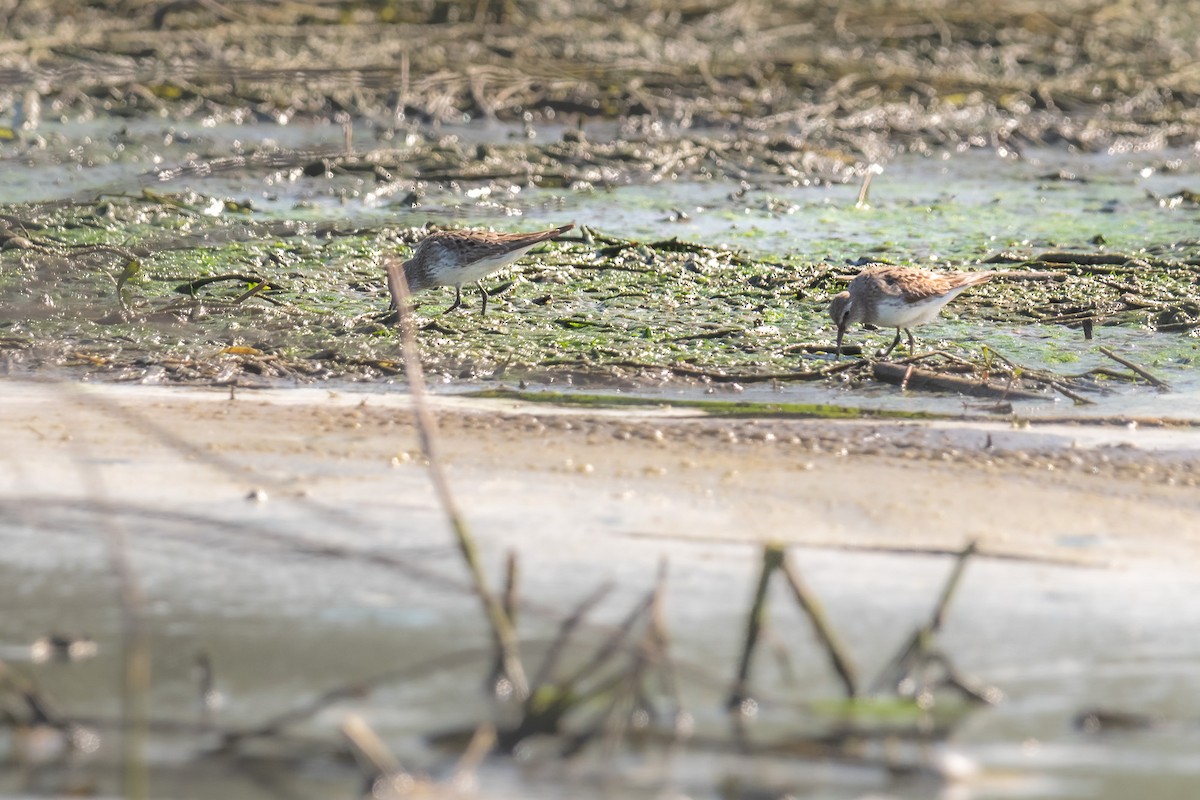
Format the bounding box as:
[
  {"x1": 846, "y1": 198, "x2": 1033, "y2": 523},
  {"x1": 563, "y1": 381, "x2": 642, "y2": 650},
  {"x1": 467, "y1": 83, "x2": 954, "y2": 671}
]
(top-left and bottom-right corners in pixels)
[
  {"x1": 728, "y1": 543, "x2": 784, "y2": 709},
  {"x1": 872, "y1": 362, "x2": 1046, "y2": 401},
  {"x1": 452, "y1": 723, "x2": 497, "y2": 784},
  {"x1": 780, "y1": 553, "x2": 859, "y2": 698},
  {"x1": 929, "y1": 541, "x2": 977, "y2": 634},
  {"x1": 386, "y1": 259, "x2": 529, "y2": 700},
  {"x1": 1045, "y1": 378, "x2": 1096, "y2": 405},
  {"x1": 70, "y1": 435, "x2": 149, "y2": 800},
  {"x1": 871, "y1": 541, "x2": 977, "y2": 695},
  {"x1": 647, "y1": 559, "x2": 683, "y2": 721},
  {"x1": 1098, "y1": 346, "x2": 1169, "y2": 389},
  {"x1": 530, "y1": 582, "x2": 614, "y2": 691},
  {"x1": 340, "y1": 714, "x2": 409, "y2": 783},
  {"x1": 855, "y1": 164, "x2": 881, "y2": 208},
  {"x1": 488, "y1": 551, "x2": 521, "y2": 691}
]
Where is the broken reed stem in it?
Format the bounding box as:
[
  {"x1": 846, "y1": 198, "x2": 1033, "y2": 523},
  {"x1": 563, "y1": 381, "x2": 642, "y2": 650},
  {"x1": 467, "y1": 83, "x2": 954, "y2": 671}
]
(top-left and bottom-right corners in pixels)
[
  {"x1": 110, "y1": 533, "x2": 150, "y2": 800},
  {"x1": 1046, "y1": 378, "x2": 1095, "y2": 405},
  {"x1": 854, "y1": 164, "x2": 878, "y2": 208},
  {"x1": 560, "y1": 584, "x2": 657, "y2": 690},
  {"x1": 870, "y1": 540, "x2": 979, "y2": 694},
  {"x1": 648, "y1": 559, "x2": 683, "y2": 717},
  {"x1": 728, "y1": 543, "x2": 784, "y2": 709},
  {"x1": 488, "y1": 551, "x2": 520, "y2": 690},
  {"x1": 75, "y1": 390, "x2": 468, "y2": 594},
  {"x1": 340, "y1": 713, "x2": 407, "y2": 782},
  {"x1": 223, "y1": 644, "x2": 505, "y2": 747},
  {"x1": 452, "y1": 723, "x2": 497, "y2": 784},
  {"x1": 780, "y1": 554, "x2": 859, "y2": 698},
  {"x1": 930, "y1": 540, "x2": 978, "y2": 633},
  {"x1": 69, "y1": 431, "x2": 149, "y2": 800},
  {"x1": 530, "y1": 582, "x2": 613, "y2": 691},
  {"x1": 1097, "y1": 346, "x2": 1169, "y2": 389},
  {"x1": 592, "y1": 565, "x2": 675, "y2": 758},
  {"x1": 387, "y1": 260, "x2": 529, "y2": 701}
]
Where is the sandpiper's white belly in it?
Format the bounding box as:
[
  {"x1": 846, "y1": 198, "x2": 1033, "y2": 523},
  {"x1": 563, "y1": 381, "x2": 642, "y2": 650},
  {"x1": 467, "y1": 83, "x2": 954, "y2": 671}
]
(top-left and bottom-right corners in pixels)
[
  {"x1": 438, "y1": 245, "x2": 537, "y2": 286},
  {"x1": 873, "y1": 290, "x2": 967, "y2": 328}
]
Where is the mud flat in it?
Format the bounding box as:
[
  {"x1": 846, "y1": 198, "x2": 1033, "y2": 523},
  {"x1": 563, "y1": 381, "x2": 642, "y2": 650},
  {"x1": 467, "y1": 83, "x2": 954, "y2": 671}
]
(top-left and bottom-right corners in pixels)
[{"x1": 6, "y1": 380, "x2": 1200, "y2": 565}]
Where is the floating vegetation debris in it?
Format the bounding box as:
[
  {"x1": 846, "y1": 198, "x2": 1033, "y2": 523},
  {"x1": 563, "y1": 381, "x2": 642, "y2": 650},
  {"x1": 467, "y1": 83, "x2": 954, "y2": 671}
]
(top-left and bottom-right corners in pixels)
[{"x1": 2, "y1": 192, "x2": 1197, "y2": 397}]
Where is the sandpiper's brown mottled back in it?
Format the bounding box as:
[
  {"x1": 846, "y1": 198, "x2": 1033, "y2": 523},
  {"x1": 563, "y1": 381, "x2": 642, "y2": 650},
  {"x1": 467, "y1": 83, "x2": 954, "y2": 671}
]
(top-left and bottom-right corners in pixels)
[
  {"x1": 386, "y1": 223, "x2": 574, "y2": 314},
  {"x1": 828, "y1": 265, "x2": 992, "y2": 358}
]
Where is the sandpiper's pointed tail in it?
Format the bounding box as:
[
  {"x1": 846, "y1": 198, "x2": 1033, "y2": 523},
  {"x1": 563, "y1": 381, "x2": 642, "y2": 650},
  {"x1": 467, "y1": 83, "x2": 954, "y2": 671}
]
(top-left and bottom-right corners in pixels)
[
  {"x1": 954, "y1": 270, "x2": 994, "y2": 288},
  {"x1": 520, "y1": 222, "x2": 574, "y2": 244}
]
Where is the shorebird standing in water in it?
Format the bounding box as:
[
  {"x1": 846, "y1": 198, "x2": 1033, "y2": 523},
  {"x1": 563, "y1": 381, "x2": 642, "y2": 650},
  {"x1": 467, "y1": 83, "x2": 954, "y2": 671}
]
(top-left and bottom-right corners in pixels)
[
  {"x1": 828, "y1": 265, "x2": 992, "y2": 358},
  {"x1": 386, "y1": 223, "x2": 574, "y2": 315}
]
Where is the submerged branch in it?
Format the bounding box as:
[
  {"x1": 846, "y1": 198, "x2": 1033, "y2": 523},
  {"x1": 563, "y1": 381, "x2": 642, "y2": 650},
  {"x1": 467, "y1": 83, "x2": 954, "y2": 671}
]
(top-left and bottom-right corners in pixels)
[
  {"x1": 872, "y1": 362, "x2": 1047, "y2": 401},
  {"x1": 1097, "y1": 346, "x2": 1169, "y2": 389}
]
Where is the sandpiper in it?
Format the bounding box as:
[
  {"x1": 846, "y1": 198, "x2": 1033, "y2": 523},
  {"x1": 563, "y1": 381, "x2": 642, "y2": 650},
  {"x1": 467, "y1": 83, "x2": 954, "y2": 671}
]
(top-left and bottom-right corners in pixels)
[
  {"x1": 828, "y1": 265, "x2": 992, "y2": 358},
  {"x1": 386, "y1": 223, "x2": 574, "y2": 314}
]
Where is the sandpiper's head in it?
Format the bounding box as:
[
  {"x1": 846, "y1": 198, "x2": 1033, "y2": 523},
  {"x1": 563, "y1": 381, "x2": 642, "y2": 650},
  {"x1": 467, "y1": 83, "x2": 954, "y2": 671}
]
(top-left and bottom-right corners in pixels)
[{"x1": 828, "y1": 291, "x2": 858, "y2": 358}]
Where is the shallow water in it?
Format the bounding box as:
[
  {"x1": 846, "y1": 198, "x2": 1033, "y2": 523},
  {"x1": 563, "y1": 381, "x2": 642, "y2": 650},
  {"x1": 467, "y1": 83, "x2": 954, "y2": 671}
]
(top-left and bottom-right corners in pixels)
[
  {"x1": 1, "y1": 381, "x2": 1199, "y2": 799},
  {"x1": 4, "y1": 493, "x2": 1200, "y2": 800}
]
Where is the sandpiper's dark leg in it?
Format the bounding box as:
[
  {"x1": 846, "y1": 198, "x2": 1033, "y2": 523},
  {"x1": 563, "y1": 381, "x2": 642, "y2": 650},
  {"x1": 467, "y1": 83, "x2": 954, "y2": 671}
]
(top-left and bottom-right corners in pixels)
[
  {"x1": 905, "y1": 328, "x2": 916, "y2": 354},
  {"x1": 879, "y1": 329, "x2": 903, "y2": 358},
  {"x1": 478, "y1": 281, "x2": 488, "y2": 315},
  {"x1": 438, "y1": 285, "x2": 464, "y2": 315}
]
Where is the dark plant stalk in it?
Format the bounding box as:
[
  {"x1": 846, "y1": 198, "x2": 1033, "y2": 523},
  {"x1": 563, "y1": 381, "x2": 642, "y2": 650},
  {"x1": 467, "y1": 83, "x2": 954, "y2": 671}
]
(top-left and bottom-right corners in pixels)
[
  {"x1": 387, "y1": 259, "x2": 529, "y2": 700},
  {"x1": 728, "y1": 543, "x2": 784, "y2": 709},
  {"x1": 780, "y1": 553, "x2": 859, "y2": 697},
  {"x1": 71, "y1": 433, "x2": 149, "y2": 800}
]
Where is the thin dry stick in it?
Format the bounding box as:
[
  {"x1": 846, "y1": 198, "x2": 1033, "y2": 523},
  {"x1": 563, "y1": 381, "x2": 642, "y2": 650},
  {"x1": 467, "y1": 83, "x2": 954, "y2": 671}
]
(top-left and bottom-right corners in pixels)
[
  {"x1": 558, "y1": 585, "x2": 657, "y2": 690},
  {"x1": 588, "y1": 570, "x2": 676, "y2": 758},
  {"x1": 220, "y1": 644, "x2": 501, "y2": 747},
  {"x1": 452, "y1": 723, "x2": 498, "y2": 784},
  {"x1": 387, "y1": 259, "x2": 529, "y2": 700},
  {"x1": 1045, "y1": 378, "x2": 1095, "y2": 405},
  {"x1": 60, "y1": 389, "x2": 468, "y2": 593},
  {"x1": 648, "y1": 559, "x2": 683, "y2": 721},
  {"x1": 341, "y1": 713, "x2": 408, "y2": 781},
  {"x1": 488, "y1": 551, "x2": 520, "y2": 689},
  {"x1": 855, "y1": 164, "x2": 880, "y2": 208},
  {"x1": 71, "y1": 437, "x2": 149, "y2": 800},
  {"x1": 530, "y1": 582, "x2": 614, "y2": 691},
  {"x1": 727, "y1": 543, "x2": 784, "y2": 709},
  {"x1": 780, "y1": 553, "x2": 859, "y2": 698},
  {"x1": 508, "y1": 590, "x2": 655, "y2": 748},
  {"x1": 1098, "y1": 346, "x2": 1169, "y2": 389},
  {"x1": 929, "y1": 540, "x2": 978, "y2": 634},
  {"x1": 870, "y1": 540, "x2": 978, "y2": 694}
]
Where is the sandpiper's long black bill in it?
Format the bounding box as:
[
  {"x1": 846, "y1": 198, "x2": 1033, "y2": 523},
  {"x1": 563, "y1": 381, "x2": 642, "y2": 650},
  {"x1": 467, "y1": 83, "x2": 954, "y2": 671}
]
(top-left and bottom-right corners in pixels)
[{"x1": 835, "y1": 324, "x2": 846, "y2": 359}]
